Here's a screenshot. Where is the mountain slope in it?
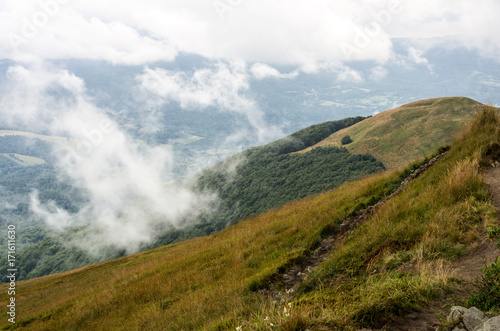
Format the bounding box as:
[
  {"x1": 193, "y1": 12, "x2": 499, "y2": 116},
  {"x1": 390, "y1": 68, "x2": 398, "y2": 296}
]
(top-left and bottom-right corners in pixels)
[
  {"x1": 153, "y1": 97, "x2": 481, "y2": 247},
  {"x1": 299, "y1": 97, "x2": 483, "y2": 169},
  {"x1": 1, "y1": 106, "x2": 498, "y2": 330},
  {"x1": 0, "y1": 98, "x2": 484, "y2": 283},
  {"x1": 0, "y1": 116, "x2": 381, "y2": 282},
  {"x1": 151, "y1": 116, "x2": 385, "y2": 247}
]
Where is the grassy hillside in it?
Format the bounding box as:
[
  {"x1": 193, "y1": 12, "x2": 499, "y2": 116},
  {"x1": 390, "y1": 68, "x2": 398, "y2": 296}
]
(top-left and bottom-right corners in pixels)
[
  {"x1": 299, "y1": 97, "x2": 483, "y2": 169},
  {"x1": 1, "y1": 106, "x2": 498, "y2": 330}
]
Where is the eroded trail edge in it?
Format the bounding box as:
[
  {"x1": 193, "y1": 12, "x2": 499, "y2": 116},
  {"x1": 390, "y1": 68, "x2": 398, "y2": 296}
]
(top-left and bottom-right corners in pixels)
[{"x1": 267, "y1": 151, "x2": 449, "y2": 296}]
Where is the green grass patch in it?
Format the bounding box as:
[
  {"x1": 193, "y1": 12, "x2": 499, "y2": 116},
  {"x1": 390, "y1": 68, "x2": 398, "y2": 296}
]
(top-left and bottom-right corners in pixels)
[{"x1": 468, "y1": 257, "x2": 500, "y2": 312}]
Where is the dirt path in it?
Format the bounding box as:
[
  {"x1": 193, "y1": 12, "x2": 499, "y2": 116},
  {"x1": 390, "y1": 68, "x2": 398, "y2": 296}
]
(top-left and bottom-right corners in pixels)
[
  {"x1": 386, "y1": 166, "x2": 500, "y2": 331},
  {"x1": 265, "y1": 155, "x2": 500, "y2": 330},
  {"x1": 484, "y1": 166, "x2": 500, "y2": 217},
  {"x1": 264, "y1": 152, "x2": 449, "y2": 296}
]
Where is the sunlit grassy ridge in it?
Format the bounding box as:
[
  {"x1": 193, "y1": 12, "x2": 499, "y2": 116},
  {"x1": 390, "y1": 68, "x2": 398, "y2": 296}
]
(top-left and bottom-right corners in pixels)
[
  {"x1": 1, "y1": 104, "x2": 498, "y2": 330},
  {"x1": 299, "y1": 97, "x2": 483, "y2": 169},
  {"x1": 267, "y1": 106, "x2": 500, "y2": 330}
]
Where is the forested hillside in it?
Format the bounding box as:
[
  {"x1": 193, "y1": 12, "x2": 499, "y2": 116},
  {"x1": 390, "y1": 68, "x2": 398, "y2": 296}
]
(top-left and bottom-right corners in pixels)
[
  {"x1": 150, "y1": 116, "x2": 386, "y2": 247},
  {"x1": 0, "y1": 136, "x2": 98, "y2": 280}
]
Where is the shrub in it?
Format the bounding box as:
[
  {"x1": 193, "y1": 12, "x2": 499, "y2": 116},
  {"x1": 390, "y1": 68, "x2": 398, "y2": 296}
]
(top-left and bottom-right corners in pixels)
[
  {"x1": 468, "y1": 257, "x2": 500, "y2": 311},
  {"x1": 487, "y1": 226, "x2": 500, "y2": 248},
  {"x1": 341, "y1": 135, "x2": 353, "y2": 145}
]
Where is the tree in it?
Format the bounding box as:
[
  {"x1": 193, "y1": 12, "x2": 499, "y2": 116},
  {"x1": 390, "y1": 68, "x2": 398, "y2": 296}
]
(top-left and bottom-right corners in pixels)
[{"x1": 341, "y1": 135, "x2": 353, "y2": 145}]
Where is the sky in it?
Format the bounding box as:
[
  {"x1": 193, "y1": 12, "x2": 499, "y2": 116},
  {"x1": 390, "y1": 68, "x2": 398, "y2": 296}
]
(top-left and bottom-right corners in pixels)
[
  {"x1": 1, "y1": 0, "x2": 499, "y2": 69},
  {"x1": 1, "y1": 0, "x2": 499, "y2": 253}
]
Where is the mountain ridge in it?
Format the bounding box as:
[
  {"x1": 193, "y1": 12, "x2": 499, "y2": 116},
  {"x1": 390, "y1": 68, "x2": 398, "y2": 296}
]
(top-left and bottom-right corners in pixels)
[{"x1": 297, "y1": 96, "x2": 482, "y2": 169}]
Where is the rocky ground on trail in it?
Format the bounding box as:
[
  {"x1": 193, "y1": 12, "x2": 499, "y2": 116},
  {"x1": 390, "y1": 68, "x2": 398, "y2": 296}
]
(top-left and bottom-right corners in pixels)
[
  {"x1": 444, "y1": 306, "x2": 500, "y2": 331},
  {"x1": 385, "y1": 165, "x2": 500, "y2": 331}
]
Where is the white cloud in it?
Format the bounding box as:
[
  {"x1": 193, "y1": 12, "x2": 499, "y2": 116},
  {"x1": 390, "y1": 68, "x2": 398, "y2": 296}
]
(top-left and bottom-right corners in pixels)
[
  {"x1": 30, "y1": 190, "x2": 73, "y2": 230},
  {"x1": 138, "y1": 61, "x2": 250, "y2": 109},
  {"x1": 386, "y1": 1, "x2": 500, "y2": 60},
  {"x1": 250, "y1": 63, "x2": 299, "y2": 80},
  {"x1": 2, "y1": 0, "x2": 177, "y2": 65},
  {"x1": 334, "y1": 63, "x2": 364, "y2": 82},
  {"x1": 408, "y1": 47, "x2": 429, "y2": 66},
  {"x1": 369, "y1": 66, "x2": 388, "y2": 81},
  {"x1": 390, "y1": 47, "x2": 434, "y2": 72},
  {"x1": 0, "y1": 64, "x2": 216, "y2": 254},
  {"x1": 137, "y1": 61, "x2": 284, "y2": 143},
  {"x1": 1, "y1": 0, "x2": 498, "y2": 67}
]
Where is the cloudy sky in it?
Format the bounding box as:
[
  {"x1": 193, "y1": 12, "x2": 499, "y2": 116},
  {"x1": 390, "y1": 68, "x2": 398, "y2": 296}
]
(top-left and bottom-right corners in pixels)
[{"x1": 2, "y1": 0, "x2": 499, "y2": 69}]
